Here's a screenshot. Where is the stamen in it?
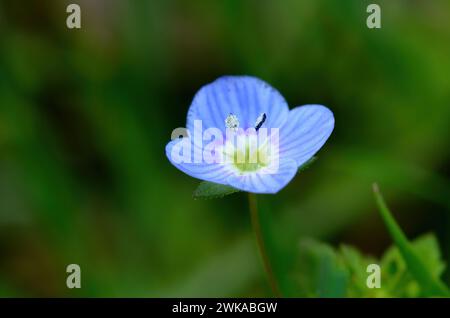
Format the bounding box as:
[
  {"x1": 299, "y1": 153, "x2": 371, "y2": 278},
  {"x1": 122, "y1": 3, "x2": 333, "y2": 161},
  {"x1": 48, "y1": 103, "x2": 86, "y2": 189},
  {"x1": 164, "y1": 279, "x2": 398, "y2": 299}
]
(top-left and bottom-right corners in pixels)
[
  {"x1": 255, "y1": 113, "x2": 267, "y2": 131},
  {"x1": 225, "y1": 113, "x2": 240, "y2": 131}
]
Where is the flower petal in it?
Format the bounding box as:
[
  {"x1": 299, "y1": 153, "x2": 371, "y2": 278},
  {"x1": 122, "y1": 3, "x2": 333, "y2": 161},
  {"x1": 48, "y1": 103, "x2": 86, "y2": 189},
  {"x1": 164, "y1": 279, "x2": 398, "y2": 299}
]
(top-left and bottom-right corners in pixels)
[
  {"x1": 187, "y1": 76, "x2": 289, "y2": 132},
  {"x1": 279, "y1": 105, "x2": 334, "y2": 167},
  {"x1": 165, "y1": 139, "x2": 233, "y2": 184},
  {"x1": 226, "y1": 158, "x2": 298, "y2": 194}
]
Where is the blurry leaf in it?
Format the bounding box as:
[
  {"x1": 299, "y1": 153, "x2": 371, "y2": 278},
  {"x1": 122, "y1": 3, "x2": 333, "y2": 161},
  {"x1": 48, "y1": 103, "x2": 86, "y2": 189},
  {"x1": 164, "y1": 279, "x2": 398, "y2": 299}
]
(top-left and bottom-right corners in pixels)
[
  {"x1": 296, "y1": 239, "x2": 349, "y2": 297},
  {"x1": 381, "y1": 246, "x2": 417, "y2": 297},
  {"x1": 193, "y1": 181, "x2": 240, "y2": 199},
  {"x1": 297, "y1": 156, "x2": 317, "y2": 174},
  {"x1": 339, "y1": 245, "x2": 378, "y2": 296},
  {"x1": 373, "y1": 183, "x2": 449, "y2": 296},
  {"x1": 381, "y1": 234, "x2": 447, "y2": 297},
  {"x1": 295, "y1": 232, "x2": 448, "y2": 298},
  {"x1": 411, "y1": 234, "x2": 446, "y2": 278}
]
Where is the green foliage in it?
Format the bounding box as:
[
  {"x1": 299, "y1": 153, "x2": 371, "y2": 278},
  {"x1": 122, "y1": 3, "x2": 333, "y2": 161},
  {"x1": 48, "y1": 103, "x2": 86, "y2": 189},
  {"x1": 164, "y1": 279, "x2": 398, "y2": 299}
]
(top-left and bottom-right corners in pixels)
[
  {"x1": 295, "y1": 239, "x2": 350, "y2": 297},
  {"x1": 381, "y1": 234, "x2": 447, "y2": 297},
  {"x1": 373, "y1": 184, "x2": 449, "y2": 296},
  {"x1": 292, "y1": 185, "x2": 449, "y2": 297},
  {"x1": 1, "y1": 0, "x2": 450, "y2": 297},
  {"x1": 294, "y1": 234, "x2": 447, "y2": 297},
  {"x1": 193, "y1": 181, "x2": 241, "y2": 199}
]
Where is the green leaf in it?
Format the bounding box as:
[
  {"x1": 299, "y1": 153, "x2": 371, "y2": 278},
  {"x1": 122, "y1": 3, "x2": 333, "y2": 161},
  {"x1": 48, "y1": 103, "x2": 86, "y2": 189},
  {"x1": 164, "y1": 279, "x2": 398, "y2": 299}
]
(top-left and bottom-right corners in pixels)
[
  {"x1": 297, "y1": 156, "x2": 317, "y2": 174},
  {"x1": 294, "y1": 233, "x2": 447, "y2": 297},
  {"x1": 411, "y1": 234, "x2": 446, "y2": 278},
  {"x1": 372, "y1": 183, "x2": 449, "y2": 297},
  {"x1": 193, "y1": 181, "x2": 240, "y2": 199},
  {"x1": 339, "y1": 245, "x2": 378, "y2": 296},
  {"x1": 296, "y1": 239, "x2": 349, "y2": 297},
  {"x1": 381, "y1": 234, "x2": 446, "y2": 297}
]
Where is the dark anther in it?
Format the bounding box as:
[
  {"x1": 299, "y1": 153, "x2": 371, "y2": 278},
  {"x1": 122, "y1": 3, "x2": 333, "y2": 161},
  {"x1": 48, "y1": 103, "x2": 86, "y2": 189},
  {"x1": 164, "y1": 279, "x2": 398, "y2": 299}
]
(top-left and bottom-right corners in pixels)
[{"x1": 255, "y1": 113, "x2": 267, "y2": 131}]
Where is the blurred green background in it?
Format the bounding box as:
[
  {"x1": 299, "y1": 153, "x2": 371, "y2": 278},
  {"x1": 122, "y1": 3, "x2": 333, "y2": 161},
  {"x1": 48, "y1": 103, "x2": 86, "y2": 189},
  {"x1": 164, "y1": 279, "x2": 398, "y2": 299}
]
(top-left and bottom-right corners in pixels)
[{"x1": 0, "y1": 0, "x2": 450, "y2": 297}]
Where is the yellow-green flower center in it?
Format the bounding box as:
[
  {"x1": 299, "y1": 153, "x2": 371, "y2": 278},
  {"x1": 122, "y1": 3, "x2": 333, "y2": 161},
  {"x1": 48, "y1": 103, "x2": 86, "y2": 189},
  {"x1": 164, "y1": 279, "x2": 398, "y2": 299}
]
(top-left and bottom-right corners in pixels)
[{"x1": 228, "y1": 141, "x2": 270, "y2": 173}]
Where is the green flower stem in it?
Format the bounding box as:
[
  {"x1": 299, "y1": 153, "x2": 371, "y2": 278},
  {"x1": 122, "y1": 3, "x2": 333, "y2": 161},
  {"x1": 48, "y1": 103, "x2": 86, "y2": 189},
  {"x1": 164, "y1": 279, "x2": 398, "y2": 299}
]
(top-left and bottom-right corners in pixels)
[{"x1": 247, "y1": 193, "x2": 282, "y2": 297}]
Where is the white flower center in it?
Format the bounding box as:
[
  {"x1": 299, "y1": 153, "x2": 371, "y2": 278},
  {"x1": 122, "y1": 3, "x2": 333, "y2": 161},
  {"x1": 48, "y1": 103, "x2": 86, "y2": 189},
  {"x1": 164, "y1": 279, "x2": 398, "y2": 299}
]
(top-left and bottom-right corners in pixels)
[{"x1": 221, "y1": 113, "x2": 276, "y2": 174}]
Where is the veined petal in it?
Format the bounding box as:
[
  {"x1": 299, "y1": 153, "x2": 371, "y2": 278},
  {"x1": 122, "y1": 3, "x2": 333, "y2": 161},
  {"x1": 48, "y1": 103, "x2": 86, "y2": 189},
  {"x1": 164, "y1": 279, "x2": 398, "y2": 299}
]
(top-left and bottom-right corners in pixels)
[
  {"x1": 226, "y1": 158, "x2": 298, "y2": 194},
  {"x1": 165, "y1": 139, "x2": 233, "y2": 184},
  {"x1": 187, "y1": 76, "x2": 289, "y2": 132},
  {"x1": 279, "y1": 105, "x2": 334, "y2": 167}
]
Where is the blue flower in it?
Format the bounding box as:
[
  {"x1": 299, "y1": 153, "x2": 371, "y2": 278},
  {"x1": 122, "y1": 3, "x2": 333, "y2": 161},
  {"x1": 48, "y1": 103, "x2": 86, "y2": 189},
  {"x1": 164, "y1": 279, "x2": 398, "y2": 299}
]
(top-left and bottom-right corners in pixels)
[{"x1": 166, "y1": 76, "x2": 334, "y2": 194}]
